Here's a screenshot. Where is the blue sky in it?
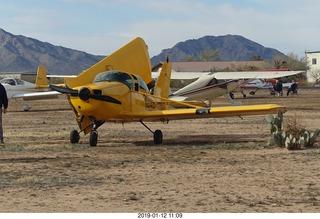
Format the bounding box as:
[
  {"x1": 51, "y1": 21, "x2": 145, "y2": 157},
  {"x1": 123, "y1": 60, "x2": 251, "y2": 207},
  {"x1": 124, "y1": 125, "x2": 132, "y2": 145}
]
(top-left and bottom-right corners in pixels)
[{"x1": 0, "y1": 0, "x2": 319, "y2": 58}]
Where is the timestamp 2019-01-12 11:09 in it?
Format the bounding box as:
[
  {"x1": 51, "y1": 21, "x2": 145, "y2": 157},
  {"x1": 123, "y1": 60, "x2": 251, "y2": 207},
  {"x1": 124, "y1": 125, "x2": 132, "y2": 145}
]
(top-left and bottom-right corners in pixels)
[{"x1": 137, "y1": 213, "x2": 183, "y2": 219}]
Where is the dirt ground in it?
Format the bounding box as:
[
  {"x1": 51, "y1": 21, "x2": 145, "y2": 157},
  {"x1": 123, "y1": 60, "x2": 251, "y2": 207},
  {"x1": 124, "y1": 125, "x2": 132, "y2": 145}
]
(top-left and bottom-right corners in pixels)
[{"x1": 1, "y1": 88, "x2": 320, "y2": 213}]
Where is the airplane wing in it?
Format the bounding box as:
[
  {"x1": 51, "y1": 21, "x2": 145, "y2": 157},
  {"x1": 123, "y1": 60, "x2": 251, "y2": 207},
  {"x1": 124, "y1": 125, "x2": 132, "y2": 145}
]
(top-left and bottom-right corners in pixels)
[
  {"x1": 12, "y1": 91, "x2": 62, "y2": 101},
  {"x1": 212, "y1": 71, "x2": 305, "y2": 80},
  {"x1": 152, "y1": 71, "x2": 208, "y2": 79},
  {"x1": 47, "y1": 74, "x2": 77, "y2": 78},
  {"x1": 153, "y1": 70, "x2": 304, "y2": 80},
  {"x1": 120, "y1": 104, "x2": 286, "y2": 122}
]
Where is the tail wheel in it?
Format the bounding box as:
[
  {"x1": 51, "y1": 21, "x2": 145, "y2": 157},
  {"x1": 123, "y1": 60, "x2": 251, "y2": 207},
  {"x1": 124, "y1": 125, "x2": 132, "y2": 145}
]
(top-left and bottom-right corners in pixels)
[
  {"x1": 153, "y1": 129, "x2": 163, "y2": 144},
  {"x1": 89, "y1": 130, "x2": 98, "y2": 147},
  {"x1": 70, "y1": 129, "x2": 80, "y2": 144}
]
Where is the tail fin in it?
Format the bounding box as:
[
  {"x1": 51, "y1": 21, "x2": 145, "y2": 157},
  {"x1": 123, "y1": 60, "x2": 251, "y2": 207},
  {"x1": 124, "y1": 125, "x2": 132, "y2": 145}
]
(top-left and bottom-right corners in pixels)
[
  {"x1": 153, "y1": 61, "x2": 172, "y2": 99},
  {"x1": 35, "y1": 66, "x2": 49, "y2": 88},
  {"x1": 65, "y1": 37, "x2": 152, "y2": 88}
]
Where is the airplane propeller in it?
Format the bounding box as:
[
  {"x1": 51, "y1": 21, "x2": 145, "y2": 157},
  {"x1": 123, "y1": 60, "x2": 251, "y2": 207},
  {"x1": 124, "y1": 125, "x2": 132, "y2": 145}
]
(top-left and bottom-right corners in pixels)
[{"x1": 49, "y1": 84, "x2": 121, "y2": 105}]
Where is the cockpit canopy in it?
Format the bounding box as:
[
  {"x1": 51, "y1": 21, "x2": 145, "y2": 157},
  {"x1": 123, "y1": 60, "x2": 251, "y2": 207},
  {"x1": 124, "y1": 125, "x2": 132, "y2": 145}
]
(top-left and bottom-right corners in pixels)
[
  {"x1": 93, "y1": 70, "x2": 149, "y2": 92},
  {"x1": 0, "y1": 78, "x2": 25, "y2": 86}
]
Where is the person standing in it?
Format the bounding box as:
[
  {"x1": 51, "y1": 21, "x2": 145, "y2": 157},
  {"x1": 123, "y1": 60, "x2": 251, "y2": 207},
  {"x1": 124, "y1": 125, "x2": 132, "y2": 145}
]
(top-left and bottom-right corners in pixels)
[
  {"x1": 287, "y1": 81, "x2": 298, "y2": 96},
  {"x1": 0, "y1": 83, "x2": 8, "y2": 144},
  {"x1": 274, "y1": 80, "x2": 283, "y2": 96}
]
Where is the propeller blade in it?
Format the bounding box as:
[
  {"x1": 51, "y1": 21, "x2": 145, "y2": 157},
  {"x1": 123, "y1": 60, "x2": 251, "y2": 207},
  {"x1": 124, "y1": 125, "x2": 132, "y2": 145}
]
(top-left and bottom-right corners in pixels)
[
  {"x1": 49, "y1": 84, "x2": 78, "y2": 96},
  {"x1": 50, "y1": 85, "x2": 121, "y2": 104}
]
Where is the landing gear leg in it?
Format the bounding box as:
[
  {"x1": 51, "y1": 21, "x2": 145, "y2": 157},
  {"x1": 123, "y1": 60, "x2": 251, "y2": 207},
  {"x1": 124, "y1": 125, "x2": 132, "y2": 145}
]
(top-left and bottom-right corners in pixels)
[
  {"x1": 140, "y1": 121, "x2": 163, "y2": 144},
  {"x1": 249, "y1": 88, "x2": 259, "y2": 96},
  {"x1": 229, "y1": 92, "x2": 234, "y2": 99}
]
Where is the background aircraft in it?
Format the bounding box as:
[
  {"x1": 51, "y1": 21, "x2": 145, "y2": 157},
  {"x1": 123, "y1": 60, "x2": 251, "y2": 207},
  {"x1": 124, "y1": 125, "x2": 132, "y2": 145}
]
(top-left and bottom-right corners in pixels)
[
  {"x1": 50, "y1": 37, "x2": 287, "y2": 146},
  {"x1": 166, "y1": 69, "x2": 304, "y2": 105},
  {"x1": 0, "y1": 66, "x2": 61, "y2": 111},
  {"x1": 241, "y1": 78, "x2": 300, "y2": 96}
]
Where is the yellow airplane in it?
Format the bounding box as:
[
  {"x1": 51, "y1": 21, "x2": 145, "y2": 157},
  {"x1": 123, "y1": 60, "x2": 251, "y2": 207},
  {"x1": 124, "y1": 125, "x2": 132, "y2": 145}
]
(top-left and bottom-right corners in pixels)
[{"x1": 50, "y1": 37, "x2": 287, "y2": 146}]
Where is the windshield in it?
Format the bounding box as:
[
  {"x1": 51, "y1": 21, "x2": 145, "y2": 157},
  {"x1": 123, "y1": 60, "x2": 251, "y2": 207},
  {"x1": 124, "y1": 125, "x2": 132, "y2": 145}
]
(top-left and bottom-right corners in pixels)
[
  {"x1": 93, "y1": 71, "x2": 133, "y2": 89},
  {"x1": 93, "y1": 71, "x2": 149, "y2": 92},
  {"x1": 0, "y1": 78, "x2": 17, "y2": 86},
  {"x1": 132, "y1": 75, "x2": 149, "y2": 92}
]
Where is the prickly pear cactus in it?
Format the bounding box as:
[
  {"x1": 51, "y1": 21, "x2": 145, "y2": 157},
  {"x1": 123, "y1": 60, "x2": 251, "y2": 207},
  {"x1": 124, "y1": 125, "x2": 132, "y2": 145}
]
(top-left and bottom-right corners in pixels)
[
  {"x1": 265, "y1": 110, "x2": 319, "y2": 149},
  {"x1": 266, "y1": 109, "x2": 286, "y2": 147},
  {"x1": 302, "y1": 130, "x2": 320, "y2": 147},
  {"x1": 285, "y1": 135, "x2": 301, "y2": 150}
]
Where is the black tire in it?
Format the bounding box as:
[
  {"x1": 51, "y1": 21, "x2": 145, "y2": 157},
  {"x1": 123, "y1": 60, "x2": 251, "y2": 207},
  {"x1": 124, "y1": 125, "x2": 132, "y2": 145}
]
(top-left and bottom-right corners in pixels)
[
  {"x1": 70, "y1": 129, "x2": 80, "y2": 144},
  {"x1": 229, "y1": 92, "x2": 234, "y2": 99},
  {"x1": 89, "y1": 130, "x2": 98, "y2": 147},
  {"x1": 153, "y1": 129, "x2": 163, "y2": 144}
]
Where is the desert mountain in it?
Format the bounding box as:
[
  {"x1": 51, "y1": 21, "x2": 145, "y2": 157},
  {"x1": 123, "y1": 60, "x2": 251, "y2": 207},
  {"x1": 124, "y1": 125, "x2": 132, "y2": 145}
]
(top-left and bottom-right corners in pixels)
[
  {"x1": 151, "y1": 35, "x2": 285, "y2": 66},
  {"x1": 0, "y1": 29, "x2": 286, "y2": 74},
  {"x1": 0, "y1": 28, "x2": 104, "y2": 74}
]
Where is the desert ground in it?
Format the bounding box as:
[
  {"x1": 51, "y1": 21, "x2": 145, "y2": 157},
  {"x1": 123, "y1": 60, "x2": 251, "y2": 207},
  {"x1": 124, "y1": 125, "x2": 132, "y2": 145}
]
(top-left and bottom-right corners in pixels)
[{"x1": 1, "y1": 88, "x2": 320, "y2": 213}]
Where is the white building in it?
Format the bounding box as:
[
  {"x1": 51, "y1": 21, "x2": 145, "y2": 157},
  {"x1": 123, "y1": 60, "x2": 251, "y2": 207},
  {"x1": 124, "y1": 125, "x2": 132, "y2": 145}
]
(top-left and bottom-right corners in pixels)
[{"x1": 305, "y1": 51, "x2": 320, "y2": 83}]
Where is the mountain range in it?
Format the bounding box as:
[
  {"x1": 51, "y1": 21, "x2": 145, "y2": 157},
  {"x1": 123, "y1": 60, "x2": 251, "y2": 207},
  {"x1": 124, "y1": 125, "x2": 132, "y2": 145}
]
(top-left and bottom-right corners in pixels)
[
  {"x1": 0, "y1": 28, "x2": 104, "y2": 74},
  {"x1": 0, "y1": 28, "x2": 285, "y2": 74},
  {"x1": 150, "y1": 35, "x2": 285, "y2": 66}
]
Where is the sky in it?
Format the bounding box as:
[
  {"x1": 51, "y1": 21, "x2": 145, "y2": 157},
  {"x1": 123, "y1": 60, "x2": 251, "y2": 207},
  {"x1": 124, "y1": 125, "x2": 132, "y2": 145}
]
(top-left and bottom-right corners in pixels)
[{"x1": 0, "y1": 0, "x2": 319, "y2": 58}]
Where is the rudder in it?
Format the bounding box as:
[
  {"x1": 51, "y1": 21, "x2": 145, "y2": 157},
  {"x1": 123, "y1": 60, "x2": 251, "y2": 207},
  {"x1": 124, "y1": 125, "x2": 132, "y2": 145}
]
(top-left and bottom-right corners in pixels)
[
  {"x1": 35, "y1": 66, "x2": 49, "y2": 88},
  {"x1": 153, "y1": 61, "x2": 172, "y2": 99}
]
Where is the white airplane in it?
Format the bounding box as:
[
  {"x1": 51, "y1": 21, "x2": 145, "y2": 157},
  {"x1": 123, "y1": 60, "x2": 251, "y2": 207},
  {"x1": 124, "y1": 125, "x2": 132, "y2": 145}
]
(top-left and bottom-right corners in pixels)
[
  {"x1": 0, "y1": 66, "x2": 61, "y2": 111},
  {"x1": 241, "y1": 78, "x2": 300, "y2": 96},
  {"x1": 160, "y1": 69, "x2": 304, "y2": 106}
]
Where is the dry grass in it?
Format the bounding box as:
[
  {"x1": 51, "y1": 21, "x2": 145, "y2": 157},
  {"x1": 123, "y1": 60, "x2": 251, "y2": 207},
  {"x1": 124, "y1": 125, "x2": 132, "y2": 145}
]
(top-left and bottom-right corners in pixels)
[{"x1": 284, "y1": 112, "x2": 306, "y2": 138}]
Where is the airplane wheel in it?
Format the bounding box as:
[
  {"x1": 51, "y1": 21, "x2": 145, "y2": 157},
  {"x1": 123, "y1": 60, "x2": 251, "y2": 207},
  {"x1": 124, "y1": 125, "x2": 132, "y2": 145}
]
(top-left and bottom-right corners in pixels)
[
  {"x1": 89, "y1": 130, "x2": 98, "y2": 147},
  {"x1": 229, "y1": 92, "x2": 234, "y2": 99},
  {"x1": 22, "y1": 105, "x2": 32, "y2": 111},
  {"x1": 154, "y1": 129, "x2": 163, "y2": 144},
  {"x1": 70, "y1": 129, "x2": 80, "y2": 144}
]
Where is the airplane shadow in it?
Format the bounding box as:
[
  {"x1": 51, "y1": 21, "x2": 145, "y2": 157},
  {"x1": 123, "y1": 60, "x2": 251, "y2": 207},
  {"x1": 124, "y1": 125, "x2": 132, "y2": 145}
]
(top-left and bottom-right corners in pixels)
[
  {"x1": 9, "y1": 108, "x2": 71, "y2": 113},
  {"x1": 132, "y1": 133, "x2": 268, "y2": 147},
  {"x1": 0, "y1": 155, "x2": 84, "y2": 164}
]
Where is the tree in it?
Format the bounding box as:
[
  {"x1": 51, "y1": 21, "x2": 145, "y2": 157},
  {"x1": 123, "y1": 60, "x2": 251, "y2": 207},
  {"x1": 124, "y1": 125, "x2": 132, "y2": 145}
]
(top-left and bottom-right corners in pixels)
[
  {"x1": 197, "y1": 49, "x2": 220, "y2": 61},
  {"x1": 286, "y1": 52, "x2": 308, "y2": 70},
  {"x1": 272, "y1": 52, "x2": 308, "y2": 70},
  {"x1": 250, "y1": 55, "x2": 263, "y2": 61},
  {"x1": 273, "y1": 55, "x2": 288, "y2": 69},
  {"x1": 309, "y1": 69, "x2": 320, "y2": 85},
  {"x1": 272, "y1": 53, "x2": 308, "y2": 83},
  {"x1": 182, "y1": 55, "x2": 195, "y2": 62}
]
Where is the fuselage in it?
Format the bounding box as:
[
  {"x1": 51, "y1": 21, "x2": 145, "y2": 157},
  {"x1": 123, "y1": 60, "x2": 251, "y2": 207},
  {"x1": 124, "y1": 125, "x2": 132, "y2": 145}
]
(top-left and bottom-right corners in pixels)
[
  {"x1": 242, "y1": 79, "x2": 274, "y2": 89},
  {"x1": 242, "y1": 78, "x2": 298, "y2": 90},
  {"x1": 171, "y1": 74, "x2": 239, "y2": 101},
  {"x1": 69, "y1": 71, "x2": 153, "y2": 122},
  {"x1": 0, "y1": 78, "x2": 42, "y2": 98}
]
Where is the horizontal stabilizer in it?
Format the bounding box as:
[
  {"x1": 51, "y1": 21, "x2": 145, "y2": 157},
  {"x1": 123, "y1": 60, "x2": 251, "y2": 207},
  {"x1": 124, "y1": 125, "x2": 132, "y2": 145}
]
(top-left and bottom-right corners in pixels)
[{"x1": 12, "y1": 91, "x2": 61, "y2": 101}]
